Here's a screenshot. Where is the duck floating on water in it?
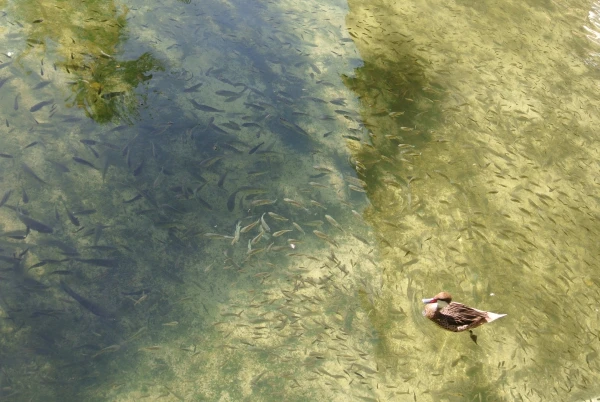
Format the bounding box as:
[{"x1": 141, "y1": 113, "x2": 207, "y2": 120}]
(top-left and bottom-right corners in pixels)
[{"x1": 422, "y1": 292, "x2": 506, "y2": 332}]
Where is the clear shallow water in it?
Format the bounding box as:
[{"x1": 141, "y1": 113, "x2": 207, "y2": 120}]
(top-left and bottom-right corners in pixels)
[{"x1": 0, "y1": 0, "x2": 599, "y2": 401}]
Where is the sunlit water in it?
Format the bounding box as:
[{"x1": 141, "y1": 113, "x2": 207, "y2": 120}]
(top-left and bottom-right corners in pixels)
[{"x1": 0, "y1": 0, "x2": 599, "y2": 401}]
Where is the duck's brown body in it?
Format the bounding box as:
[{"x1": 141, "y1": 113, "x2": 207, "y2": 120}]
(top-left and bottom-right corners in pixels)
[{"x1": 422, "y1": 292, "x2": 506, "y2": 332}]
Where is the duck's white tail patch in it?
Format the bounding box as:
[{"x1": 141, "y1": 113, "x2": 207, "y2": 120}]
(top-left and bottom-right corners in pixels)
[{"x1": 486, "y1": 312, "x2": 507, "y2": 323}]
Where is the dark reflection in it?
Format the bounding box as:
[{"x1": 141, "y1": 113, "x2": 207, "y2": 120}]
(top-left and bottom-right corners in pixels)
[
  {"x1": 342, "y1": 57, "x2": 444, "y2": 194},
  {"x1": 14, "y1": 1, "x2": 163, "y2": 123},
  {"x1": 65, "y1": 52, "x2": 164, "y2": 123}
]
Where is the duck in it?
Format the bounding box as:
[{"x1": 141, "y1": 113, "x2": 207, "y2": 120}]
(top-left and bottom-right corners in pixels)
[{"x1": 422, "y1": 291, "x2": 506, "y2": 332}]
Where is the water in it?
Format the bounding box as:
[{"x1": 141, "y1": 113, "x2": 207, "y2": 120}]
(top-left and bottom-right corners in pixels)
[{"x1": 0, "y1": 0, "x2": 599, "y2": 401}]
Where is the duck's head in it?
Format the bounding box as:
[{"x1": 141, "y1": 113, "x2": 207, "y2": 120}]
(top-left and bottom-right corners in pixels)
[{"x1": 422, "y1": 291, "x2": 453, "y2": 304}]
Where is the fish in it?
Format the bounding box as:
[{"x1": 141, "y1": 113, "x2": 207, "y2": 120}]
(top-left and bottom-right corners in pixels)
[
  {"x1": 133, "y1": 161, "x2": 144, "y2": 176},
  {"x1": 279, "y1": 118, "x2": 309, "y2": 136},
  {"x1": 283, "y1": 198, "x2": 307, "y2": 210},
  {"x1": 29, "y1": 99, "x2": 54, "y2": 112},
  {"x1": 60, "y1": 281, "x2": 113, "y2": 317},
  {"x1": 124, "y1": 194, "x2": 142, "y2": 204},
  {"x1": 73, "y1": 258, "x2": 118, "y2": 268},
  {"x1": 227, "y1": 190, "x2": 239, "y2": 212},
  {"x1": 21, "y1": 163, "x2": 47, "y2": 184},
  {"x1": 250, "y1": 199, "x2": 277, "y2": 207},
  {"x1": 0, "y1": 153, "x2": 13, "y2": 158},
  {"x1": 46, "y1": 160, "x2": 70, "y2": 173},
  {"x1": 215, "y1": 90, "x2": 244, "y2": 97},
  {"x1": 313, "y1": 230, "x2": 338, "y2": 247},
  {"x1": 189, "y1": 99, "x2": 223, "y2": 112},
  {"x1": 217, "y1": 171, "x2": 228, "y2": 188},
  {"x1": 260, "y1": 213, "x2": 270, "y2": 232},
  {"x1": 292, "y1": 222, "x2": 305, "y2": 234},
  {"x1": 17, "y1": 211, "x2": 53, "y2": 233},
  {"x1": 231, "y1": 221, "x2": 241, "y2": 245},
  {"x1": 0, "y1": 190, "x2": 12, "y2": 207},
  {"x1": 183, "y1": 82, "x2": 203, "y2": 92},
  {"x1": 325, "y1": 215, "x2": 343, "y2": 231},
  {"x1": 72, "y1": 157, "x2": 97, "y2": 169},
  {"x1": 273, "y1": 230, "x2": 292, "y2": 237},
  {"x1": 64, "y1": 206, "x2": 80, "y2": 226},
  {"x1": 204, "y1": 233, "x2": 234, "y2": 240},
  {"x1": 267, "y1": 212, "x2": 288, "y2": 221},
  {"x1": 248, "y1": 142, "x2": 265, "y2": 154},
  {"x1": 13, "y1": 94, "x2": 18, "y2": 110},
  {"x1": 73, "y1": 209, "x2": 97, "y2": 216},
  {"x1": 242, "y1": 122, "x2": 261, "y2": 128},
  {"x1": 227, "y1": 186, "x2": 267, "y2": 212},
  {"x1": 196, "y1": 195, "x2": 213, "y2": 210},
  {"x1": 0, "y1": 76, "x2": 13, "y2": 89},
  {"x1": 348, "y1": 185, "x2": 366, "y2": 193},
  {"x1": 32, "y1": 81, "x2": 51, "y2": 90},
  {"x1": 244, "y1": 103, "x2": 265, "y2": 111},
  {"x1": 240, "y1": 220, "x2": 260, "y2": 233}
]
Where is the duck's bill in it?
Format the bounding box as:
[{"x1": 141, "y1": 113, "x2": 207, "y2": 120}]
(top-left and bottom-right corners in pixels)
[{"x1": 422, "y1": 298, "x2": 436, "y2": 304}]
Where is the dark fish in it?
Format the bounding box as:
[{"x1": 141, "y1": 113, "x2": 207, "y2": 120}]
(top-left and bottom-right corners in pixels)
[
  {"x1": 248, "y1": 142, "x2": 265, "y2": 154},
  {"x1": 0, "y1": 76, "x2": 13, "y2": 89},
  {"x1": 49, "y1": 270, "x2": 73, "y2": 275},
  {"x1": 303, "y1": 96, "x2": 327, "y2": 104},
  {"x1": 80, "y1": 139, "x2": 97, "y2": 146},
  {"x1": 28, "y1": 260, "x2": 49, "y2": 270},
  {"x1": 189, "y1": 99, "x2": 223, "y2": 112},
  {"x1": 32, "y1": 81, "x2": 51, "y2": 90},
  {"x1": 222, "y1": 121, "x2": 241, "y2": 131},
  {"x1": 64, "y1": 206, "x2": 80, "y2": 226},
  {"x1": 21, "y1": 188, "x2": 28, "y2": 203},
  {"x1": 227, "y1": 190, "x2": 238, "y2": 212},
  {"x1": 17, "y1": 211, "x2": 53, "y2": 233},
  {"x1": 215, "y1": 90, "x2": 242, "y2": 97},
  {"x1": 0, "y1": 190, "x2": 12, "y2": 207},
  {"x1": 0, "y1": 153, "x2": 13, "y2": 158},
  {"x1": 73, "y1": 209, "x2": 96, "y2": 216},
  {"x1": 217, "y1": 171, "x2": 228, "y2": 188},
  {"x1": 24, "y1": 141, "x2": 39, "y2": 149},
  {"x1": 133, "y1": 161, "x2": 144, "y2": 176},
  {"x1": 13, "y1": 94, "x2": 18, "y2": 110},
  {"x1": 37, "y1": 239, "x2": 78, "y2": 254},
  {"x1": 1, "y1": 230, "x2": 28, "y2": 239},
  {"x1": 72, "y1": 157, "x2": 96, "y2": 169},
  {"x1": 183, "y1": 82, "x2": 203, "y2": 92},
  {"x1": 243, "y1": 102, "x2": 265, "y2": 111},
  {"x1": 47, "y1": 160, "x2": 70, "y2": 173},
  {"x1": 196, "y1": 195, "x2": 213, "y2": 210},
  {"x1": 29, "y1": 99, "x2": 54, "y2": 112},
  {"x1": 85, "y1": 145, "x2": 99, "y2": 158},
  {"x1": 73, "y1": 258, "x2": 117, "y2": 268},
  {"x1": 101, "y1": 91, "x2": 124, "y2": 100},
  {"x1": 279, "y1": 118, "x2": 309, "y2": 136},
  {"x1": 60, "y1": 281, "x2": 113, "y2": 317},
  {"x1": 123, "y1": 194, "x2": 142, "y2": 204},
  {"x1": 21, "y1": 163, "x2": 47, "y2": 184}
]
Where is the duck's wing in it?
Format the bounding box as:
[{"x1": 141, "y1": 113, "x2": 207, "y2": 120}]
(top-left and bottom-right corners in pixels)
[{"x1": 439, "y1": 302, "x2": 488, "y2": 328}]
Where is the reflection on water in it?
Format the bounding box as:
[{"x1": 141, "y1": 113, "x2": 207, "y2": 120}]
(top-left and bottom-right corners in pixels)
[{"x1": 0, "y1": 0, "x2": 599, "y2": 401}]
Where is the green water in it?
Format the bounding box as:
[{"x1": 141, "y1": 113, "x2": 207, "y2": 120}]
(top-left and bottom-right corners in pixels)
[{"x1": 0, "y1": 0, "x2": 599, "y2": 401}]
